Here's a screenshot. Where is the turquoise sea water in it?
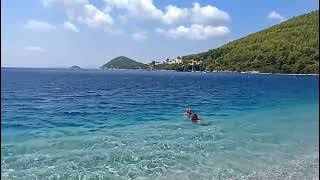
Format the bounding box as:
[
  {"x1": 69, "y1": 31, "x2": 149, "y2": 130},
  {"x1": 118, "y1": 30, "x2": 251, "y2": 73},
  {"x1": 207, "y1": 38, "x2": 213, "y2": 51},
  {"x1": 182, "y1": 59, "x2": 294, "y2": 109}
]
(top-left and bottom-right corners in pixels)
[{"x1": 1, "y1": 68, "x2": 319, "y2": 179}]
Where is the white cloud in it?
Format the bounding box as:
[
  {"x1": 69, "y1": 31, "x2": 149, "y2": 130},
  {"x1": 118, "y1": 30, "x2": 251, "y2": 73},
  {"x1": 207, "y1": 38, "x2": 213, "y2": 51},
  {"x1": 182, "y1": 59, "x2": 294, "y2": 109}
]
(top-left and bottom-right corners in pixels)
[
  {"x1": 162, "y1": 5, "x2": 188, "y2": 25},
  {"x1": 63, "y1": 21, "x2": 79, "y2": 32},
  {"x1": 24, "y1": 20, "x2": 56, "y2": 31},
  {"x1": 267, "y1": 11, "x2": 286, "y2": 22},
  {"x1": 103, "y1": 0, "x2": 230, "y2": 25},
  {"x1": 80, "y1": 4, "x2": 113, "y2": 28},
  {"x1": 42, "y1": 0, "x2": 231, "y2": 40},
  {"x1": 104, "y1": 0, "x2": 163, "y2": 20},
  {"x1": 132, "y1": 32, "x2": 147, "y2": 40},
  {"x1": 25, "y1": 46, "x2": 46, "y2": 52},
  {"x1": 158, "y1": 24, "x2": 230, "y2": 40},
  {"x1": 43, "y1": 0, "x2": 113, "y2": 29},
  {"x1": 155, "y1": 27, "x2": 165, "y2": 34},
  {"x1": 190, "y1": 3, "x2": 230, "y2": 25}
]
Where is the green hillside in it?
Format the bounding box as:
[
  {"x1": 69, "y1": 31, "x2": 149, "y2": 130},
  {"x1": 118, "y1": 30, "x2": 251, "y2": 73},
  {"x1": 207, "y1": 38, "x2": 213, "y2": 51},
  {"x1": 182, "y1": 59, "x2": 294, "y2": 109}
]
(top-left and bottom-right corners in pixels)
[
  {"x1": 100, "y1": 56, "x2": 145, "y2": 69},
  {"x1": 173, "y1": 10, "x2": 319, "y2": 74}
]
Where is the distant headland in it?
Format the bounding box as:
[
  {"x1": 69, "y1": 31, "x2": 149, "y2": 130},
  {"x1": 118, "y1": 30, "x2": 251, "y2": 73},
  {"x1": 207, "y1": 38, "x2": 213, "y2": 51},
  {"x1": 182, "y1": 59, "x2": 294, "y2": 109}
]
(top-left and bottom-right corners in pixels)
[
  {"x1": 70, "y1": 65, "x2": 81, "y2": 69},
  {"x1": 100, "y1": 56, "x2": 146, "y2": 70}
]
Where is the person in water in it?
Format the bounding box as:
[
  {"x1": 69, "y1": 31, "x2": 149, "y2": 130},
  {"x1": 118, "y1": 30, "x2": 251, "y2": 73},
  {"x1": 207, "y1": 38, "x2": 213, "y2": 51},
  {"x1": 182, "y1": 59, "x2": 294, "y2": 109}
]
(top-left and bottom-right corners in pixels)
[
  {"x1": 185, "y1": 108, "x2": 192, "y2": 115},
  {"x1": 191, "y1": 114, "x2": 200, "y2": 121}
]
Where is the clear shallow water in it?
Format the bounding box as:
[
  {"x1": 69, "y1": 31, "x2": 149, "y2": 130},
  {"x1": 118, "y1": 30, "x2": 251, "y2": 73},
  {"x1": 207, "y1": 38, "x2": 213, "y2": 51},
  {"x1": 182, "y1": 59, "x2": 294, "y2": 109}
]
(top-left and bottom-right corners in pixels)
[{"x1": 1, "y1": 68, "x2": 319, "y2": 180}]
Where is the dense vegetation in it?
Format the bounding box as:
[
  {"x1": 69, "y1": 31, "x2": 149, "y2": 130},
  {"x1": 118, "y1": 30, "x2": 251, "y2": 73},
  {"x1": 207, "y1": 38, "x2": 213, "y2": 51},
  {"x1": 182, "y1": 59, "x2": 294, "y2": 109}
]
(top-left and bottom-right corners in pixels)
[
  {"x1": 101, "y1": 56, "x2": 145, "y2": 69},
  {"x1": 160, "y1": 10, "x2": 319, "y2": 74}
]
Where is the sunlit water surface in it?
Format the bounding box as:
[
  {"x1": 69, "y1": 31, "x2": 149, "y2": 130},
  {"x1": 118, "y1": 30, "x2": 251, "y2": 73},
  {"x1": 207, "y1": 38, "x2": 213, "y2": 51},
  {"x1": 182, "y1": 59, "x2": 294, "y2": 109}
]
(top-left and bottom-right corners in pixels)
[{"x1": 1, "y1": 68, "x2": 319, "y2": 179}]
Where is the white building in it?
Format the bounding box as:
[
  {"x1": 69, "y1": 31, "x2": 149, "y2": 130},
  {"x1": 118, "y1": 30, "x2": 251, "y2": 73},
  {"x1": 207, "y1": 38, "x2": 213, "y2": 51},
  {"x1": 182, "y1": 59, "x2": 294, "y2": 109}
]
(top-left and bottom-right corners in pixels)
[
  {"x1": 167, "y1": 58, "x2": 182, "y2": 64},
  {"x1": 188, "y1": 60, "x2": 203, "y2": 65}
]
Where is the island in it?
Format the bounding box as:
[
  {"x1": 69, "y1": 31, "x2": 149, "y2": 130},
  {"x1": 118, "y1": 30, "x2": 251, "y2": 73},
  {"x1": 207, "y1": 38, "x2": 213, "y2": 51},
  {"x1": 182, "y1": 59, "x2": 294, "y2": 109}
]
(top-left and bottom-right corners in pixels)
[
  {"x1": 100, "y1": 56, "x2": 146, "y2": 70},
  {"x1": 70, "y1": 65, "x2": 81, "y2": 69}
]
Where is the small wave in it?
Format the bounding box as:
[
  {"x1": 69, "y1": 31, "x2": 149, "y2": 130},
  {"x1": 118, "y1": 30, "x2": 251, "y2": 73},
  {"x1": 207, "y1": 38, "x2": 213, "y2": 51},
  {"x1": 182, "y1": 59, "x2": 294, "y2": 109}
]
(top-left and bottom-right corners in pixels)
[
  {"x1": 18, "y1": 107, "x2": 44, "y2": 111},
  {"x1": 2, "y1": 123, "x2": 33, "y2": 129},
  {"x1": 198, "y1": 122, "x2": 213, "y2": 126},
  {"x1": 49, "y1": 121, "x2": 83, "y2": 127},
  {"x1": 63, "y1": 111, "x2": 93, "y2": 116},
  {"x1": 98, "y1": 101, "x2": 109, "y2": 105},
  {"x1": 206, "y1": 113, "x2": 229, "y2": 117}
]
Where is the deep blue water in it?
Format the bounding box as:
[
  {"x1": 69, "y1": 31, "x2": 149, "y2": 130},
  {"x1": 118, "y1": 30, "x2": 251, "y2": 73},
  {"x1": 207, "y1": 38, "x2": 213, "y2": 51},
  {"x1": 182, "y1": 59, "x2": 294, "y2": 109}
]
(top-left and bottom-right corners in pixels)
[{"x1": 1, "y1": 68, "x2": 319, "y2": 179}]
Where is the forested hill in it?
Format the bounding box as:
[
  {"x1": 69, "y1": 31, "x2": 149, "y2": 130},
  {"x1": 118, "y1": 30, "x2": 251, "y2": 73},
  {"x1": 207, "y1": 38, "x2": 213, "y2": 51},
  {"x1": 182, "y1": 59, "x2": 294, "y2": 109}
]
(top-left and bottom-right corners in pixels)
[
  {"x1": 100, "y1": 56, "x2": 145, "y2": 69},
  {"x1": 182, "y1": 10, "x2": 319, "y2": 74}
]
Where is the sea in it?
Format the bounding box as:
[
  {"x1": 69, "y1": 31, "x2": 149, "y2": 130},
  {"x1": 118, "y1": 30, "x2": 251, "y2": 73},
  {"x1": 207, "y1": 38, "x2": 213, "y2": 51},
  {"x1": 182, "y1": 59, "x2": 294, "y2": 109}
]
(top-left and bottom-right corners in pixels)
[{"x1": 1, "y1": 68, "x2": 319, "y2": 180}]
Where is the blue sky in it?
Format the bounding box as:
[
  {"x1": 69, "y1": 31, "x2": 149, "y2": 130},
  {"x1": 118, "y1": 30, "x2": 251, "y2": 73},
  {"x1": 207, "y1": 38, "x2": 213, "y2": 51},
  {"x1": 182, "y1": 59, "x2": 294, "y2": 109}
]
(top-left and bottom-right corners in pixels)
[{"x1": 1, "y1": 0, "x2": 319, "y2": 68}]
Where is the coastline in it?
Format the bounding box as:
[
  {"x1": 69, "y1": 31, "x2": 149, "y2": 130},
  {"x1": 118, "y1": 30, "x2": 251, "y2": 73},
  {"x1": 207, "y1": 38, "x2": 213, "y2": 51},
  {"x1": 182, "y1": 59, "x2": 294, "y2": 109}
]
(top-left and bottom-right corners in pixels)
[
  {"x1": 101, "y1": 68, "x2": 319, "y2": 76},
  {"x1": 2, "y1": 67, "x2": 319, "y2": 76},
  {"x1": 148, "y1": 69, "x2": 320, "y2": 76}
]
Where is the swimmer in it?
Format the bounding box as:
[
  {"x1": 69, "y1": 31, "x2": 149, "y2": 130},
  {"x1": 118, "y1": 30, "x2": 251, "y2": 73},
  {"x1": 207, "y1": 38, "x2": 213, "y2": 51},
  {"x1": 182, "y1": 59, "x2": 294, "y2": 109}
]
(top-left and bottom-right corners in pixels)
[
  {"x1": 191, "y1": 114, "x2": 200, "y2": 121},
  {"x1": 184, "y1": 108, "x2": 192, "y2": 115}
]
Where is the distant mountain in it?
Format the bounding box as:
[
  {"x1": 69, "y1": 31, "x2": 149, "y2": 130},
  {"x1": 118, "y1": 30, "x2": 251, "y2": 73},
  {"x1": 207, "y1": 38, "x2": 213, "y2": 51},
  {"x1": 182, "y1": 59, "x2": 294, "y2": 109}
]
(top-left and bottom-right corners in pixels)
[
  {"x1": 165, "y1": 10, "x2": 319, "y2": 74},
  {"x1": 100, "y1": 56, "x2": 145, "y2": 69},
  {"x1": 70, "y1": 65, "x2": 81, "y2": 69}
]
